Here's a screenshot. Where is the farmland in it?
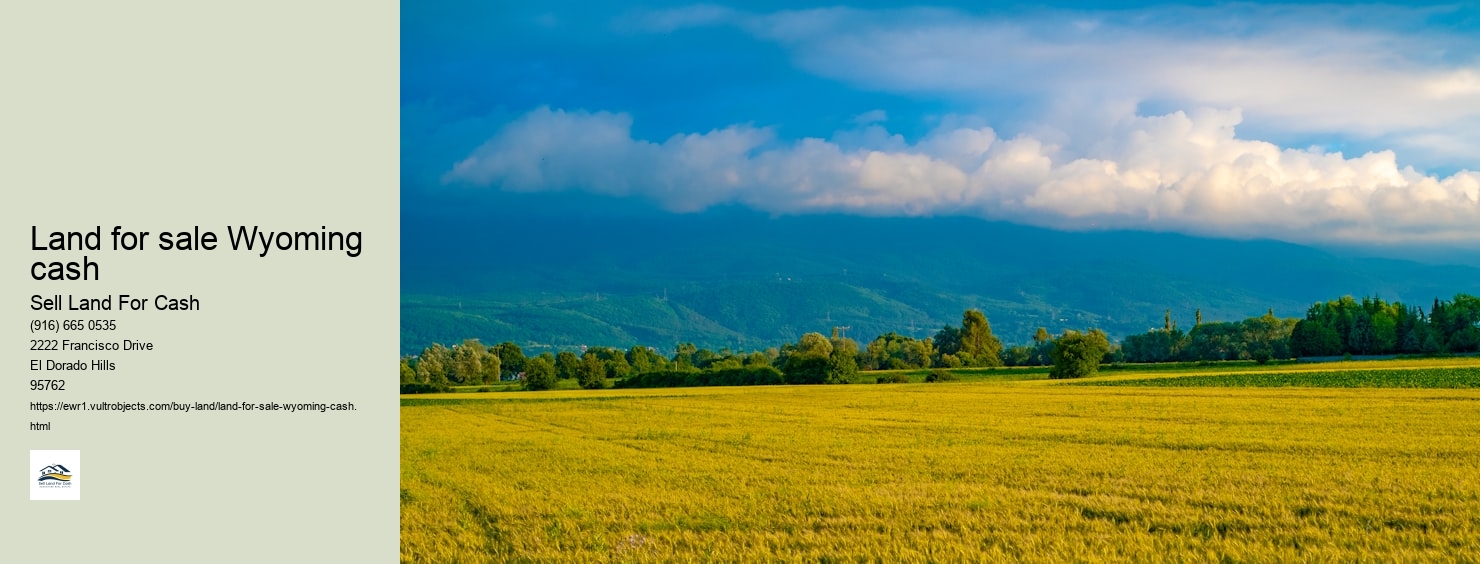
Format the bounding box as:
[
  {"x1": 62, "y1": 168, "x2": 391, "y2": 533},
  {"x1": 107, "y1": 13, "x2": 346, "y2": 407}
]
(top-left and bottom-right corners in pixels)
[
  {"x1": 401, "y1": 359, "x2": 1480, "y2": 562},
  {"x1": 1086, "y1": 366, "x2": 1480, "y2": 388}
]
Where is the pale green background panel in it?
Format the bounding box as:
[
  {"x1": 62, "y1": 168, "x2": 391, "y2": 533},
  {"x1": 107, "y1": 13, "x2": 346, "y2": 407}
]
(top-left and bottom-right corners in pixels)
[{"x1": 1, "y1": 1, "x2": 399, "y2": 561}]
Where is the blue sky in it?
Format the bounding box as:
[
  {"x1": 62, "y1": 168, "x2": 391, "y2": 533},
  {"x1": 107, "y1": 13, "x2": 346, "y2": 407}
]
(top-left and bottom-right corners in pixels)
[{"x1": 404, "y1": 1, "x2": 1480, "y2": 250}]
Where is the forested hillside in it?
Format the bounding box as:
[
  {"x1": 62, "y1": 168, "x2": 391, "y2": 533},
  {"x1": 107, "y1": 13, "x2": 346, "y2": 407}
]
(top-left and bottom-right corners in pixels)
[{"x1": 402, "y1": 211, "x2": 1480, "y2": 355}]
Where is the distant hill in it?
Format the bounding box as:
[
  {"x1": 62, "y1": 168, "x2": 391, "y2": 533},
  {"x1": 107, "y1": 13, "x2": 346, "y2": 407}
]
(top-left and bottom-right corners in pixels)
[{"x1": 401, "y1": 209, "x2": 1480, "y2": 355}]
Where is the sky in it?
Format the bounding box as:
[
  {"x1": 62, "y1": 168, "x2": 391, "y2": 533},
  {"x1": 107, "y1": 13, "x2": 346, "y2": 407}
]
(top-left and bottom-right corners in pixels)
[{"x1": 403, "y1": 1, "x2": 1480, "y2": 254}]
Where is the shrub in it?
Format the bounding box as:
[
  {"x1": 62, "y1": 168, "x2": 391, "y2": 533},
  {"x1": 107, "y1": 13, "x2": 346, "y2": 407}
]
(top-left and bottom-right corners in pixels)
[
  {"x1": 616, "y1": 366, "x2": 786, "y2": 389},
  {"x1": 399, "y1": 383, "x2": 448, "y2": 394},
  {"x1": 1049, "y1": 329, "x2": 1111, "y2": 379},
  {"x1": 877, "y1": 373, "x2": 911, "y2": 384},
  {"x1": 924, "y1": 369, "x2": 959, "y2": 383},
  {"x1": 783, "y1": 355, "x2": 830, "y2": 385},
  {"x1": 524, "y1": 357, "x2": 558, "y2": 391},
  {"x1": 825, "y1": 348, "x2": 861, "y2": 384}
]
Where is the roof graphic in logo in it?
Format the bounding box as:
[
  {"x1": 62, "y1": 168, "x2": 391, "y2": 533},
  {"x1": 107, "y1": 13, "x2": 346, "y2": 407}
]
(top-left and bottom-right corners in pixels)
[{"x1": 38, "y1": 464, "x2": 72, "y2": 483}]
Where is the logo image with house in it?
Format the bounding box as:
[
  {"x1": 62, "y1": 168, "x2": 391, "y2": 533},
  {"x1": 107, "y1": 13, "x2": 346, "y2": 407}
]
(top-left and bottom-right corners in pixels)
[{"x1": 38, "y1": 464, "x2": 72, "y2": 483}]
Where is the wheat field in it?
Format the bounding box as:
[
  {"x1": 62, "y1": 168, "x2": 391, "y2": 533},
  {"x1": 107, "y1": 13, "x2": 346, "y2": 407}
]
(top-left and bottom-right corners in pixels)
[{"x1": 401, "y1": 362, "x2": 1480, "y2": 562}]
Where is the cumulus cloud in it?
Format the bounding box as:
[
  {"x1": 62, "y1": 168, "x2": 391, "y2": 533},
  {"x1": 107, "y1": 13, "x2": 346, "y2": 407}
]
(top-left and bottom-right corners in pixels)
[
  {"x1": 446, "y1": 107, "x2": 1480, "y2": 244},
  {"x1": 627, "y1": 4, "x2": 1480, "y2": 170}
]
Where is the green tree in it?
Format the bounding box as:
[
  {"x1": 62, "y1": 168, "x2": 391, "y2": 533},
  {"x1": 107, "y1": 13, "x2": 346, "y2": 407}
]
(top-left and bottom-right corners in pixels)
[
  {"x1": 908, "y1": 338, "x2": 936, "y2": 368},
  {"x1": 958, "y1": 309, "x2": 1003, "y2": 367},
  {"x1": 555, "y1": 351, "x2": 580, "y2": 380},
  {"x1": 932, "y1": 325, "x2": 961, "y2": 359},
  {"x1": 450, "y1": 339, "x2": 485, "y2": 384},
  {"x1": 825, "y1": 337, "x2": 860, "y2": 384},
  {"x1": 1448, "y1": 294, "x2": 1480, "y2": 339},
  {"x1": 627, "y1": 345, "x2": 665, "y2": 373},
  {"x1": 523, "y1": 356, "x2": 557, "y2": 391},
  {"x1": 706, "y1": 354, "x2": 744, "y2": 371},
  {"x1": 416, "y1": 343, "x2": 451, "y2": 387},
  {"x1": 692, "y1": 347, "x2": 722, "y2": 369},
  {"x1": 673, "y1": 342, "x2": 699, "y2": 370},
  {"x1": 865, "y1": 332, "x2": 932, "y2": 370},
  {"x1": 478, "y1": 347, "x2": 502, "y2": 384},
  {"x1": 1121, "y1": 327, "x2": 1186, "y2": 363},
  {"x1": 797, "y1": 332, "x2": 834, "y2": 357},
  {"x1": 1451, "y1": 327, "x2": 1480, "y2": 353},
  {"x1": 783, "y1": 354, "x2": 829, "y2": 384},
  {"x1": 586, "y1": 347, "x2": 632, "y2": 379},
  {"x1": 1033, "y1": 327, "x2": 1050, "y2": 345},
  {"x1": 1372, "y1": 311, "x2": 1398, "y2": 354},
  {"x1": 577, "y1": 354, "x2": 608, "y2": 389},
  {"x1": 1422, "y1": 332, "x2": 1442, "y2": 353},
  {"x1": 1049, "y1": 329, "x2": 1110, "y2": 379},
  {"x1": 744, "y1": 351, "x2": 771, "y2": 367},
  {"x1": 495, "y1": 341, "x2": 526, "y2": 378},
  {"x1": 1401, "y1": 329, "x2": 1421, "y2": 354},
  {"x1": 1186, "y1": 322, "x2": 1240, "y2": 361},
  {"x1": 1240, "y1": 311, "x2": 1293, "y2": 360},
  {"x1": 1349, "y1": 311, "x2": 1375, "y2": 355},
  {"x1": 781, "y1": 332, "x2": 835, "y2": 384},
  {"x1": 399, "y1": 356, "x2": 416, "y2": 385},
  {"x1": 1003, "y1": 345, "x2": 1033, "y2": 366},
  {"x1": 1291, "y1": 320, "x2": 1342, "y2": 357}
]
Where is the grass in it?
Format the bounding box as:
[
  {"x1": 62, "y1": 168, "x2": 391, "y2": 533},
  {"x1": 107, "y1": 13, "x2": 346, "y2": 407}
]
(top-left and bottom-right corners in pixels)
[
  {"x1": 443, "y1": 379, "x2": 585, "y2": 394},
  {"x1": 1069, "y1": 357, "x2": 1480, "y2": 386},
  {"x1": 1083, "y1": 366, "x2": 1480, "y2": 388},
  {"x1": 401, "y1": 358, "x2": 1480, "y2": 561},
  {"x1": 868, "y1": 366, "x2": 1049, "y2": 383}
]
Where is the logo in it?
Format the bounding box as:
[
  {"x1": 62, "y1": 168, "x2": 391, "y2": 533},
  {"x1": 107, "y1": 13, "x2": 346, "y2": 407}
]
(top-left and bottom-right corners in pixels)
[
  {"x1": 38, "y1": 464, "x2": 72, "y2": 484},
  {"x1": 30, "y1": 450, "x2": 80, "y2": 500}
]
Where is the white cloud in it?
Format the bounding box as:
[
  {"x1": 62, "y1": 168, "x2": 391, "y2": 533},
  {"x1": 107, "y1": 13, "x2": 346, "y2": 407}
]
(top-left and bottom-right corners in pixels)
[
  {"x1": 633, "y1": 4, "x2": 1480, "y2": 170},
  {"x1": 445, "y1": 107, "x2": 1480, "y2": 244},
  {"x1": 444, "y1": 107, "x2": 773, "y2": 211}
]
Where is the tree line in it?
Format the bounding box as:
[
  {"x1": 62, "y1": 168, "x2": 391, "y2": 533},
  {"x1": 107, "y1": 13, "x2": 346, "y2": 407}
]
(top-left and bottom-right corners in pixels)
[
  {"x1": 1290, "y1": 294, "x2": 1480, "y2": 356},
  {"x1": 1120, "y1": 309, "x2": 1297, "y2": 364},
  {"x1": 399, "y1": 293, "x2": 1479, "y2": 392},
  {"x1": 400, "y1": 309, "x2": 1113, "y2": 392},
  {"x1": 1117, "y1": 294, "x2": 1480, "y2": 363}
]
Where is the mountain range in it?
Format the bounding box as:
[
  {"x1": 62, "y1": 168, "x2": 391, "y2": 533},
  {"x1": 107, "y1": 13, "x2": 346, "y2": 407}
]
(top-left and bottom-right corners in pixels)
[{"x1": 401, "y1": 206, "x2": 1480, "y2": 356}]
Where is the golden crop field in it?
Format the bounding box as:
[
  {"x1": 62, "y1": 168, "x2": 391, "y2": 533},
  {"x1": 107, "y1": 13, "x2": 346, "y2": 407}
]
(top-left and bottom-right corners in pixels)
[{"x1": 401, "y1": 360, "x2": 1480, "y2": 562}]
